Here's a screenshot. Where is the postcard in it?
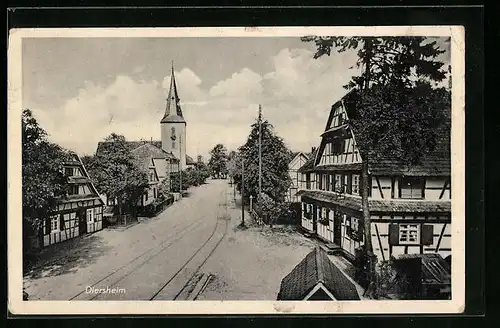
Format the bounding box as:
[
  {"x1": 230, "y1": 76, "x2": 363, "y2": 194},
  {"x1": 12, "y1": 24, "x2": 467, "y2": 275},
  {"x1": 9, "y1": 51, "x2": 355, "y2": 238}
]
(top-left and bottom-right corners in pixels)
[{"x1": 8, "y1": 26, "x2": 465, "y2": 315}]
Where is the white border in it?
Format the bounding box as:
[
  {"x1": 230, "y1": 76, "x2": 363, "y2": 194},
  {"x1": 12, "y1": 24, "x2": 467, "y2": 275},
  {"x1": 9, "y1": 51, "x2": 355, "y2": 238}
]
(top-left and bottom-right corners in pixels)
[{"x1": 7, "y1": 26, "x2": 465, "y2": 315}]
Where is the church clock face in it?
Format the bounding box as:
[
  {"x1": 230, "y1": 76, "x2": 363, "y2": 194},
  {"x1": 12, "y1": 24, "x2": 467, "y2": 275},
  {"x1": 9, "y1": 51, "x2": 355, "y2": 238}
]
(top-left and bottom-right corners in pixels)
[{"x1": 170, "y1": 127, "x2": 176, "y2": 140}]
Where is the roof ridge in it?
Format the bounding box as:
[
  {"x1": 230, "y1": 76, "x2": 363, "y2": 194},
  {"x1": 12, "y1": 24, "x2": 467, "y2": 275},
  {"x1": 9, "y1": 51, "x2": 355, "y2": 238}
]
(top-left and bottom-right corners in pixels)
[{"x1": 315, "y1": 247, "x2": 325, "y2": 284}]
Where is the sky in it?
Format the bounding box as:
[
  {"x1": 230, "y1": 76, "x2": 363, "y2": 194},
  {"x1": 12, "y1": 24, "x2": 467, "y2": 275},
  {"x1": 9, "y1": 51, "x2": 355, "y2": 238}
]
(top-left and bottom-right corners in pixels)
[{"x1": 22, "y1": 36, "x2": 450, "y2": 161}]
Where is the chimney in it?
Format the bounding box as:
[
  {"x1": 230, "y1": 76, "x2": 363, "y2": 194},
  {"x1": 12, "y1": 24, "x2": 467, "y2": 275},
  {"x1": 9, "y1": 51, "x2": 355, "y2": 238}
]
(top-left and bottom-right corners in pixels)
[{"x1": 150, "y1": 137, "x2": 153, "y2": 143}]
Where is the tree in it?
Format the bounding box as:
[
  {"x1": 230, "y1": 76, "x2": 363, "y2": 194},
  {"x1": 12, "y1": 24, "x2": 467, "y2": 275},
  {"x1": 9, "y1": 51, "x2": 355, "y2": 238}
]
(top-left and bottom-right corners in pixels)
[
  {"x1": 84, "y1": 133, "x2": 149, "y2": 217},
  {"x1": 22, "y1": 109, "x2": 71, "y2": 255},
  {"x1": 302, "y1": 36, "x2": 449, "y2": 289},
  {"x1": 208, "y1": 143, "x2": 228, "y2": 179},
  {"x1": 234, "y1": 118, "x2": 293, "y2": 203}
]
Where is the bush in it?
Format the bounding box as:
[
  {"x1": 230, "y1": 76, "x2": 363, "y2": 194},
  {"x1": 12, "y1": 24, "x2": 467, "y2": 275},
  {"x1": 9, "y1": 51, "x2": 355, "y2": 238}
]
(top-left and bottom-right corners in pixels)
[{"x1": 255, "y1": 193, "x2": 294, "y2": 226}]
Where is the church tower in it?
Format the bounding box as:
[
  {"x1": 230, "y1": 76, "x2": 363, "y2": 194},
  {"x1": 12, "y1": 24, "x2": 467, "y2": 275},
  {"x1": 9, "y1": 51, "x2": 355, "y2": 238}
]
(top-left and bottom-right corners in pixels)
[{"x1": 161, "y1": 62, "x2": 187, "y2": 170}]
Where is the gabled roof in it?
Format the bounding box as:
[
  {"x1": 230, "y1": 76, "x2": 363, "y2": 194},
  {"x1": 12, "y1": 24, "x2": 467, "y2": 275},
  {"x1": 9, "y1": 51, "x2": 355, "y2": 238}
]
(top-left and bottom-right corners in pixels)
[
  {"x1": 289, "y1": 151, "x2": 309, "y2": 164},
  {"x1": 96, "y1": 140, "x2": 178, "y2": 161},
  {"x1": 312, "y1": 88, "x2": 451, "y2": 176},
  {"x1": 277, "y1": 247, "x2": 360, "y2": 301},
  {"x1": 186, "y1": 154, "x2": 197, "y2": 165},
  {"x1": 58, "y1": 153, "x2": 104, "y2": 206},
  {"x1": 298, "y1": 148, "x2": 319, "y2": 173}
]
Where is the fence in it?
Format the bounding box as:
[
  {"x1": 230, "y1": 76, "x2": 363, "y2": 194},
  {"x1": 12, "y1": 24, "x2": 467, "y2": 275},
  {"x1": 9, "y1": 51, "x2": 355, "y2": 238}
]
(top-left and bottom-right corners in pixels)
[{"x1": 137, "y1": 195, "x2": 175, "y2": 218}]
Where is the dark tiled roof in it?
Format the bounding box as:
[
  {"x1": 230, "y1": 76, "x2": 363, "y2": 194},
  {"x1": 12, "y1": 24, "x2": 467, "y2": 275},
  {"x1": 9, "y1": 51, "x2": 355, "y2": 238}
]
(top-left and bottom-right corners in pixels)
[
  {"x1": 96, "y1": 141, "x2": 177, "y2": 160},
  {"x1": 312, "y1": 89, "x2": 451, "y2": 177},
  {"x1": 394, "y1": 253, "x2": 451, "y2": 285},
  {"x1": 297, "y1": 190, "x2": 451, "y2": 214},
  {"x1": 277, "y1": 247, "x2": 360, "y2": 300},
  {"x1": 298, "y1": 148, "x2": 320, "y2": 173}
]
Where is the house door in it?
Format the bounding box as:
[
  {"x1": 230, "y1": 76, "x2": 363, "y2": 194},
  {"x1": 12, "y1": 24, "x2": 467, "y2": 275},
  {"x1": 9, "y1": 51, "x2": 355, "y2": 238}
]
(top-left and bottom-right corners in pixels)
[
  {"x1": 333, "y1": 212, "x2": 342, "y2": 246},
  {"x1": 312, "y1": 204, "x2": 318, "y2": 233},
  {"x1": 78, "y1": 209, "x2": 87, "y2": 234}
]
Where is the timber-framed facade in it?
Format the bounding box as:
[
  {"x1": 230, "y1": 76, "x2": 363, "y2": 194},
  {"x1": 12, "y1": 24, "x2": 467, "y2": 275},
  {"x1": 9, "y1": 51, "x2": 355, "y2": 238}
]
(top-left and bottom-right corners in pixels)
[
  {"x1": 297, "y1": 90, "x2": 452, "y2": 263},
  {"x1": 40, "y1": 153, "x2": 105, "y2": 247}
]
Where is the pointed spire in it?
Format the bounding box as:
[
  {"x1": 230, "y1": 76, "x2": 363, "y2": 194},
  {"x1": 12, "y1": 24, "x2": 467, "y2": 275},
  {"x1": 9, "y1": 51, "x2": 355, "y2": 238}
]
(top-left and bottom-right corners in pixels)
[{"x1": 161, "y1": 61, "x2": 185, "y2": 123}]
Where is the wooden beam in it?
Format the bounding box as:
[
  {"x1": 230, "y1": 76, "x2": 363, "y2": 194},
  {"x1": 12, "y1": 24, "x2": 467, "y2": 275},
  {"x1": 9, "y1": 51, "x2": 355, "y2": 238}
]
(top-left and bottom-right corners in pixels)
[
  {"x1": 375, "y1": 176, "x2": 384, "y2": 199},
  {"x1": 439, "y1": 179, "x2": 450, "y2": 200},
  {"x1": 374, "y1": 224, "x2": 386, "y2": 261},
  {"x1": 435, "y1": 223, "x2": 448, "y2": 252}
]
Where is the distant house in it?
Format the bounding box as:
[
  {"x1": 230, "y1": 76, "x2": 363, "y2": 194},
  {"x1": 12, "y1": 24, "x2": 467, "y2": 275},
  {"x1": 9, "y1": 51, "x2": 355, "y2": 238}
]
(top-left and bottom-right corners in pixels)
[
  {"x1": 285, "y1": 152, "x2": 309, "y2": 203},
  {"x1": 297, "y1": 89, "x2": 452, "y2": 264},
  {"x1": 186, "y1": 154, "x2": 197, "y2": 170},
  {"x1": 40, "y1": 153, "x2": 104, "y2": 247},
  {"x1": 96, "y1": 140, "x2": 179, "y2": 208},
  {"x1": 277, "y1": 247, "x2": 360, "y2": 301}
]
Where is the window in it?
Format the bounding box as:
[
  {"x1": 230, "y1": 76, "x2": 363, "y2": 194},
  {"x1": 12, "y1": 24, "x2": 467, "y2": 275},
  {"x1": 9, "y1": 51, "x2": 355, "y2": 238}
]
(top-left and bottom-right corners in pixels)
[
  {"x1": 171, "y1": 127, "x2": 176, "y2": 137},
  {"x1": 68, "y1": 185, "x2": 79, "y2": 195},
  {"x1": 150, "y1": 172, "x2": 154, "y2": 181},
  {"x1": 64, "y1": 167, "x2": 73, "y2": 176},
  {"x1": 400, "y1": 177, "x2": 424, "y2": 199},
  {"x1": 50, "y1": 215, "x2": 60, "y2": 232},
  {"x1": 86, "y1": 209, "x2": 94, "y2": 223},
  {"x1": 145, "y1": 191, "x2": 148, "y2": 202},
  {"x1": 352, "y1": 174, "x2": 360, "y2": 195},
  {"x1": 334, "y1": 174, "x2": 341, "y2": 192},
  {"x1": 399, "y1": 224, "x2": 420, "y2": 244},
  {"x1": 306, "y1": 174, "x2": 311, "y2": 189},
  {"x1": 172, "y1": 141, "x2": 176, "y2": 149},
  {"x1": 338, "y1": 113, "x2": 344, "y2": 126}
]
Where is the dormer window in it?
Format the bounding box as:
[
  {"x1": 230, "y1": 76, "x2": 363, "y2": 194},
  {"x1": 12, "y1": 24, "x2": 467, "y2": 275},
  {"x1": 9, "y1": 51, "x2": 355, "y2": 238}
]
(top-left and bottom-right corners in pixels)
[{"x1": 64, "y1": 167, "x2": 73, "y2": 176}]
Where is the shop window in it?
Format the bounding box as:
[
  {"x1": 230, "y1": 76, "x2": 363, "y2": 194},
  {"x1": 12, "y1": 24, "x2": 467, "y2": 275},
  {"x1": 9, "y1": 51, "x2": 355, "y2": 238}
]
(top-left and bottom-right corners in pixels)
[{"x1": 400, "y1": 177, "x2": 424, "y2": 199}]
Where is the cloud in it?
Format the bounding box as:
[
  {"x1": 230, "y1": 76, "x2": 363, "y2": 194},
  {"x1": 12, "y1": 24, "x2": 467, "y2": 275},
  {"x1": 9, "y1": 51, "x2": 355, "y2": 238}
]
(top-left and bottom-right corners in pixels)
[{"x1": 31, "y1": 46, "x2": 360, "y2": 160}]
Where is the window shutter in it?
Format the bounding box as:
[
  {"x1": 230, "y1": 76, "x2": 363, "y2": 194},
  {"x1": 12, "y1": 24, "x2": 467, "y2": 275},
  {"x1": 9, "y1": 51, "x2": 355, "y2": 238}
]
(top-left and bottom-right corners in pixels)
[
  {"x1": 421, "y1": 224, "x2": 434, "y2": 245},
  {"x1": 389, "y1": 224, "x2": 400, "y2": 246},
  {"x1": 60, "y1": 214, "x2": 65, "y2": 230}
]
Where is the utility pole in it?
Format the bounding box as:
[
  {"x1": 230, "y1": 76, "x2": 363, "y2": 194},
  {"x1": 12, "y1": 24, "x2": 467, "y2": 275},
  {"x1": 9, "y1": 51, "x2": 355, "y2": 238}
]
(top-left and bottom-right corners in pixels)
[
  {"x1": 258, "y1": 104, "x2": 262, "y2": 196},
  {"x1": 179, "y1": 134, "x2": 182, "y2": 199},
  {"x1": 241, "y1": 157, "x2": 245, "y2": 227}
]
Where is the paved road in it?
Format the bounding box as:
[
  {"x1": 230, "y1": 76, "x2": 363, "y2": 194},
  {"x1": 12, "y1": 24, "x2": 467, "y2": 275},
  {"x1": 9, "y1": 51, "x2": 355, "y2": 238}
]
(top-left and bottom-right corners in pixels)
[{"x1": 24, "y1": 179, "x2": 231, "y2": 300}]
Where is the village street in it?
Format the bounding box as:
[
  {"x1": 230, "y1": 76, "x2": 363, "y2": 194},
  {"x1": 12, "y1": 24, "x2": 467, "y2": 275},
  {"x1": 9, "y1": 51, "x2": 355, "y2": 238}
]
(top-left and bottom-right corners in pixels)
[{"x1": 23, "y1": 179, "x2": 337, "y2": 301}]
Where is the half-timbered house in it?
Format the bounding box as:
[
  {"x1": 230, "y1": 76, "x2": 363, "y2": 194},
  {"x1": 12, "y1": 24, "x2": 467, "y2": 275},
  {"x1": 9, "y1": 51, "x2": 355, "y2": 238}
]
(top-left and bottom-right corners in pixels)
[
  {"x1": 297, "y1": 90, "x2": 451, "y2": 263},
  {"x1": 285, "y1": 152, "x2": 309, "y2": 203},
  {"x1": 40, "y1": 153, "x2": 104, "y2": 247}
]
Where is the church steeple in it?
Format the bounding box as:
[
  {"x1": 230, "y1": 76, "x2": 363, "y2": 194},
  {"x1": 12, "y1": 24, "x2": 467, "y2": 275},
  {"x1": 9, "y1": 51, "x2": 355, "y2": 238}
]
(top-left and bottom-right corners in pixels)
[{"x1": 161, "y1": 61, "x2": 185, "y2": 123}]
